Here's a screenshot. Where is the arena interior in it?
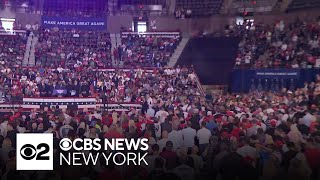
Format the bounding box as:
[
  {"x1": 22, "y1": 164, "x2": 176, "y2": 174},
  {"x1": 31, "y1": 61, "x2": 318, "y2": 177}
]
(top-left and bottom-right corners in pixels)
[{"x1": 0, "y1": 0, "x2": 319, "y2": 180}]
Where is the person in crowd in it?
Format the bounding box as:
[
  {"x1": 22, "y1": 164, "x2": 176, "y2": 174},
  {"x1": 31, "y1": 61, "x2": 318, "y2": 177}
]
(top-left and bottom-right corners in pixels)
[
  {"x1": 144, "y1": 144, "x2": 166, "y2": 173},
  {"x1": 0, "y1": 138, "x2": 15, "y2": 163},
  {"x1": 160, "y1": 141, "x2": 178, "y2": 170},
  {"x1": 188, "y1": 145, "x2": 203, "y2": 174},
  {"x1": 181, "y1": 121, "x2": 197, "y2": 151},
  {"x1": 157, "y1": 130, "x2": 169, "y2": 152},
  {"x1": 168, "y1": 119, "x2": 183, "y2": 150},
  {"x1": 197, "y1": 121, "x2": 212, "y2": 154}
]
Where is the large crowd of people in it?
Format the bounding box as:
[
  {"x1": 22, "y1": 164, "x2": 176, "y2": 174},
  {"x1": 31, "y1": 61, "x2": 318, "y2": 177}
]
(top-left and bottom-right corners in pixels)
[
  {"x1": 34, "y1": 28, "x2": 181, "y2": 68},
  {"x1": 234, "y1": 17, "x2": 320, "y2": 69},
  {"x1": 0, "y1": 64, "x2": 200, "y2": 104},
  {"x1": 35, "y1": 28, "x2": 112, "y2": 68},
  {"x1": 0, "y1": 67, "x2": 319, "y2": 180},
  {"x1": 118, "y1": 34, "x2": 181, "y2": 67},
  {"x1": 0, "y1": 32, "x2": 27, "y2": 68}
]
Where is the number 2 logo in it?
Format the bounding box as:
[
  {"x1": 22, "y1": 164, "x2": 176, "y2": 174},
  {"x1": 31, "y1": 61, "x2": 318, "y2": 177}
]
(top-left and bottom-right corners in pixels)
[{"x1": 20, "y1": 143, "x2": 50, "y2": 160}]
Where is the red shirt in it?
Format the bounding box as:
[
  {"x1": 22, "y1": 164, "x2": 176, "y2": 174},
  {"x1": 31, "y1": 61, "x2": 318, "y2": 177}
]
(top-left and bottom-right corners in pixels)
[
  {"x1": 231, "y1": 127, "x2": 241, "y2": 139},
  {"x1": 160, "y1": 150, "x2": 178, "y2": 170},
  {"x1": 305, "y1": 148, "x2": 320, "y2": 169},
  {"x1": 104, "y1": 130, "x2": 124, "y2": 139},
  {"x1": 136, "y1": 120, "x2": 146, "y2": 135}
]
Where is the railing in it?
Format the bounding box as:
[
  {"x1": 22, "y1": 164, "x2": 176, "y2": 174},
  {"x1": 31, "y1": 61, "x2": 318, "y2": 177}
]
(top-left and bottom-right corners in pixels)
[
  {"x1": 0, "y1": 98, "x2": 141, "y2": 112},
  {"x1": 0, "y1": 29, "x2": 27, "y2": 36},
  {"x1": 194, "y1": 73, "x2": 205, "y2": 96},
  {"x1": 231, "y1": 0, "x2": 277, "y2": 12},
  {"x1": 121, "y1": 31, "x2": 181, "y2": 38}
]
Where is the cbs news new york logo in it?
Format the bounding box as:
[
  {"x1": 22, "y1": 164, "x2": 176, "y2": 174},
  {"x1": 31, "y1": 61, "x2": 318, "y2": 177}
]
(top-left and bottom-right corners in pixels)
[{"x1": 16, "y1": 134, "x2": 53, "y2": 170}]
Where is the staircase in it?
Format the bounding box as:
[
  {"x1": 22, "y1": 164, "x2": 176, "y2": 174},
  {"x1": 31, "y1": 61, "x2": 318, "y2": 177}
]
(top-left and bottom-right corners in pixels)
[
  {"x1": 28, "y1": 36, "x2": 38, "y2": 66},
  {"x1": 168, "y1": 0, "x2": 177, "y2": 15},
  {"x1": 168, "y1": 37, "x2": 189, "y2": 67},
  {"x1": 22, "y1": 32, "x2": 33, "y2": 67},
  {"x1": 110, "y1": 33, "x2": 117, "y2": 66},
  {"x1": 279, "y1": 0, "x2": 293, "y2": 12},
  {"x1": 22, "y1": 33, "x2": 38, "y2": 67},
  {"x1": 110, "y1": 33, "x2": 123, "y2": 67},
  {"x1": 116, "y1": 33, "x2": 123, "y2": 67}
]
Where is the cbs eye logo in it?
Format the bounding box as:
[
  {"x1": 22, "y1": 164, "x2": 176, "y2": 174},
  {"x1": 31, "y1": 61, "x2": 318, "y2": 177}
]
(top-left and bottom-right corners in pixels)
[
  {"x1": 59, "y1": 138, "x2": 72, "y2": 151},
  {"x1": 17, "y1": 134, "x2": 53, "y2": 170},
  {"x1": 20, "y1": 143, "x2": 50, "y2": 160}
]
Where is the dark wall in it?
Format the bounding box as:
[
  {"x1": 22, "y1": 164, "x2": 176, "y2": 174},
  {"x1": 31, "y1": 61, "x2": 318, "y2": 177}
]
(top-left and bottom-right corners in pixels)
[{"x1": 176, "y1": 37, "x2": 240, "y2": 85}]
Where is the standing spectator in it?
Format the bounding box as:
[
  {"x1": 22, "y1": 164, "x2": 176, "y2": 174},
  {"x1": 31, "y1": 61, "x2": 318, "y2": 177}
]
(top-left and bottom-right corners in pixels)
[
  {"x1": 168, "y1": 123, "x2": 183, "y2": 150},
  {"x1": 160, "y1": 141, "x2": 178, "y2": 170},
  {"x1": 189, "y1": 145, "x2": 203, "y2": 174},
  {"x1": 157, "y1": 130, "x2": 169, "y2": 152},
  {"x1": 197, "y1": 121, "x2": 211, "y2": 153},
  {"x1": 181, "y1": 121, "x2": 197, "y2": 150}
]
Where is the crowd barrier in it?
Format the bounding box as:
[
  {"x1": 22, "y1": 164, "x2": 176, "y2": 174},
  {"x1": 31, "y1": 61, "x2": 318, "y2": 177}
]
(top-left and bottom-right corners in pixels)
[
  {"x1": 231, "y1": 68, "x2": 320, "y2": 92},
  {"x1": 0, "y1": 98, "x2": 141, "y2": 112},
  {"x1": 0, "y1": 29, "x2": 26, "y2": 36}
]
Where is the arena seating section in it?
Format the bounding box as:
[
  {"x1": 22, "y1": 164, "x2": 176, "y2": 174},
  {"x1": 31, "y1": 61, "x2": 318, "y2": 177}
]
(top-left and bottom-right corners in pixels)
[
  {"x1": 234, "y1": 17, "x2": 320, "y2": 69},
  {"x1": 120, "y1": 32, "x2": 181, "y2": 67},
  {"x1": 175, "y1": 0, "x2": 223, "y2": 17},
  {"x1": 0, "y1": 31, "x2": 27, "y2": 67},
  {"x1": 35, "y1": 29, "x2": 112, "y2": 68}
]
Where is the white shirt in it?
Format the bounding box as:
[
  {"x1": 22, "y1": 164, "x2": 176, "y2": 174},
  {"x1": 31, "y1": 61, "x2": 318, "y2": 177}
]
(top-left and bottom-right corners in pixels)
[
  {"x1": 181, "y1": 127, "x2": 197, "y2": 147},
  {"x1": 155, "y1": 110, "x2": 169, "y2": 123},
  {"x1": 237, "y1": 145, "x2": 257, "y2": 159},
  {"x1": 302, "y1": 113, "x2": 316, "y2": 127},
  {"x1": 188, "y1": 73, "x2": 196, "y2": 80},
  {"x1": 147, "y1": 108, "x2": 155, "y2": 117},
  {"x1": 197, "y1": 127, "x2": 211, "y2": 144},
  {"x1": 157, "y1": 138, "x2": 168, "y2": 152},
  {"x1": 57, "y1": 67, "x2": 64, "y2": 73},
  {"x1": 247, "y1": 125, "x2": 259, "y2": 137},
  {"x1": 167, "y1": 87, "x2": 174, "y2": 93},
  {"x1": 168, "y1": 130, "x2": 183, "y2": 149},
  {"x1": 164, "y1": 69, "x2": 174, "y2": 75}
]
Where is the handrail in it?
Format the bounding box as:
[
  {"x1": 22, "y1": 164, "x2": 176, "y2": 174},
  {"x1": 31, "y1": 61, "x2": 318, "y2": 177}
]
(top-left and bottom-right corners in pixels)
[
  {"x1": 194, "y1": 73, "x2": 205, "y2": 96},
  {"x1": 0, "y1": 29, "x2": 26, "y2": 36},
  {"x1": 121, "y1": 31, "x2": 181, "y2": 38},
  {"x1": 0, "y1": 102, "x2": 142, "y2": 112}
]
